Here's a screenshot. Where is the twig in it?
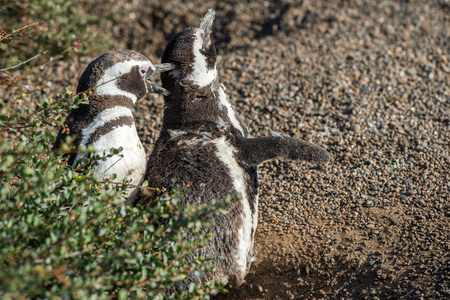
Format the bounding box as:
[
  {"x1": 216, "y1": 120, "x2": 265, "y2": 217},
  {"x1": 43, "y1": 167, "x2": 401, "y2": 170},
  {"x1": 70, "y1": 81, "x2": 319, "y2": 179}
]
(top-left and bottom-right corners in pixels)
[
  {"x1": 0, "y1": 22, "x2": 38, "y2": 42},
  {"x1": 101, "y1": 156, "x2": 124, "y2": 175},
  {"x1": 0, "y1": 47, "x2": 67, "y2": 87},
  {"x1": 99, "y1": 180, "x2": 160, "y2": 192},
  {"x1": 0, "y1": 51, "x2": 48, "y2": 72},
  {"x1": 34, "y1": 246, "x2": 94, "y2": 264},
  {"x1": 399, "y1": 289, "x2": 414, "y2": 299},
  {"x1": 1, "y1": 44, "x2": 77, "y2": 88}
]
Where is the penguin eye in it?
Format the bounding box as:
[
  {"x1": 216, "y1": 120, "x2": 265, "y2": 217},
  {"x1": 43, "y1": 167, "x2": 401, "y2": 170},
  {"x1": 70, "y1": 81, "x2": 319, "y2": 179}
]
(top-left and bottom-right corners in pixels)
[{"x1": 140, "y1": 67, "x2": 147, "y2": 75}]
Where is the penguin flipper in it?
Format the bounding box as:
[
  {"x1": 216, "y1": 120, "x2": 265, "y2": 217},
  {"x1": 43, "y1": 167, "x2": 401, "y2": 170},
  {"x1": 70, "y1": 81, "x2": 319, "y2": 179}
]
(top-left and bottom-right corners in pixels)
[{"x1": 235, "y1": 135, "x2": 331, "y2": 166}]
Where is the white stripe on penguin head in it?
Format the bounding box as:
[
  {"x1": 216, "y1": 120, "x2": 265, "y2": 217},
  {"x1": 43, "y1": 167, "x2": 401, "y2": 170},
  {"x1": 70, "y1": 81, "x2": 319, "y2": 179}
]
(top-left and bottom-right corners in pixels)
[
  {"x1": 186, "y1": 29, "x2": 217, "y2": 88},
  {"x1": 96, "y1": 60, "x2": 149, "y2": 104}
]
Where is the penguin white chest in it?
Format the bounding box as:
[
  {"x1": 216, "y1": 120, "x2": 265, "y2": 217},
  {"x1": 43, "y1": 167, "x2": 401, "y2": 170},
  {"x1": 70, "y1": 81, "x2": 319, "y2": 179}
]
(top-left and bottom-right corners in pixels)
[
  {"x1": 74, "y1": 106, "x2": 146, "y2": 201},
  {"x1": 217, "y1": 86, "x2": 245, "y2": 136},
  {"x1": 213, "y1": 136, "x2": 254, "y2": 278},
  {"x1": 90, "y1": 123, "x2": 146, "y2": 185}
]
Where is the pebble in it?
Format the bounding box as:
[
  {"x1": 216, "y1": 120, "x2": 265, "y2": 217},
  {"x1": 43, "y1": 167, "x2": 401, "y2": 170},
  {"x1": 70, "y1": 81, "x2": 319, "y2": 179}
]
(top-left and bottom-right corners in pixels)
[
  {"x1": 367, "y1": 223, "x2": 375, "y2": 229},
  {"x1": 405, "y1": 189, "x2": 417, "y2": 196},
  {"x1": 365, "y1": 199, "x2": 375, "y2": 207},
  {"x1": 267, "y1": 190, "x2": 276, "y2": 196},
  {"x1": 351, "y1": 124, "x2": 361, "y2": 132}
]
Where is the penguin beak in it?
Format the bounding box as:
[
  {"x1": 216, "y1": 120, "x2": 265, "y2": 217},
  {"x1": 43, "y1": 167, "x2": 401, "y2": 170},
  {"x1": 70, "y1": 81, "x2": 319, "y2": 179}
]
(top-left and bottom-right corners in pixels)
[
  {"x1": 146, "y1": 80, "x2": 171, "y2": 96},
  {"x1": 147, "y1": 62, "x2": 179, "y2": 77},
  {"x1": 199, "y1": 9, "x2": 215, "y2": 46},
  {"x1": 145, "y1": 62, "x2": 179, "y2": 96}
]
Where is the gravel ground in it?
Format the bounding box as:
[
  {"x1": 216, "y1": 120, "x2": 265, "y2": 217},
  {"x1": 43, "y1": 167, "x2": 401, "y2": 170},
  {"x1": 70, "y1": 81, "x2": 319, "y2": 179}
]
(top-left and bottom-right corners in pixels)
[{"x1": 4, "y1": 0, "x2": 449, "y2": 299}]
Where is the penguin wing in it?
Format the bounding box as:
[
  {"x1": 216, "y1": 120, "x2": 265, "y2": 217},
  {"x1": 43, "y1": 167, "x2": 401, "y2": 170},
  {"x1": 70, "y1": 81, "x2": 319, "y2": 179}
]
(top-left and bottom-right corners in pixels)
[
  {"x1": 53, "y1": 106, "x2": 87, "y2": 165},
  {"x1": 235, "y1": 135, "x2": 331, "y2": 166}
]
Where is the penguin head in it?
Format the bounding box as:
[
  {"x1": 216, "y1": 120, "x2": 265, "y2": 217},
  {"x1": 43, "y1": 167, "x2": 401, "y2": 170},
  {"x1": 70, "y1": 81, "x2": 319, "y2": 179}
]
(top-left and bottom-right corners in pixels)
[
  {"x1": 77, "y1": 50, "x2": 172, "y2": 104},
  {"x1": 161, "y1": 9, "x2": 217, "y2": 90}
]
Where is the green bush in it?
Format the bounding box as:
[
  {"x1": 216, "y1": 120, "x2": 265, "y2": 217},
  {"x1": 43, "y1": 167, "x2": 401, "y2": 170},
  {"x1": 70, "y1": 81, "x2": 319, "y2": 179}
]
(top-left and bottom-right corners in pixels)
[
  {"x1": 0, "y1": 63, "x2": 226, "y2": 299},
  {"x1": 0, "y1": 0, "x2": 115, "y2": 69}
]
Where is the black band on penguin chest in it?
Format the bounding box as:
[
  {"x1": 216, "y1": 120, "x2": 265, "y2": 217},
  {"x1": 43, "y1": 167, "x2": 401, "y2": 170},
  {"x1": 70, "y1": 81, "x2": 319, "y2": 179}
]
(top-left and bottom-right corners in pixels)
[
  {"x1": 87, "y1": 115, "x2": 135, "y2": 145},
  {"x1": 57, "y1": 95, "x2": 134, "y2": 153},
  {"x1": 71, "y1": 95, "x2": 133, "y2": 127}
]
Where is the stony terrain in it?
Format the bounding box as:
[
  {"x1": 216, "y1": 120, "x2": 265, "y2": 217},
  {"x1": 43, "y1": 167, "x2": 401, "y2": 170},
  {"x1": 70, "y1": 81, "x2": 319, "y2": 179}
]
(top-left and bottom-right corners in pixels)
[{"x1": 4, "y1": 0, "x2": 449, "y2": 299}]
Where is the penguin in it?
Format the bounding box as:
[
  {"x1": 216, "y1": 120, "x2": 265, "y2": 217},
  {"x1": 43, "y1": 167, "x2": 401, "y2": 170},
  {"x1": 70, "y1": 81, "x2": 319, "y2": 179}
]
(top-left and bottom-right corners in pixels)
[
  {"x1": 135, "y1": 10, "x2": 331, "y2": 287},
  {"x1": 53, "y1": 50, "x2": 176, "y2": 204}
]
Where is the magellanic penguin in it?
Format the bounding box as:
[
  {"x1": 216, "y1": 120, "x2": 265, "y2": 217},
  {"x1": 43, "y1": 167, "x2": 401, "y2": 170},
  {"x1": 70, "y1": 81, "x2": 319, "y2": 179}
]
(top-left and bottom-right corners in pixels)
[
  {"x1": 135, "y1": 10, "x2": 331, "y2": 287},
  {"x1": 54, "y1": 50, "x2": 176, "y2": 205}
]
